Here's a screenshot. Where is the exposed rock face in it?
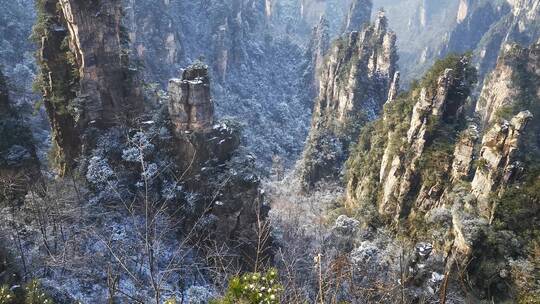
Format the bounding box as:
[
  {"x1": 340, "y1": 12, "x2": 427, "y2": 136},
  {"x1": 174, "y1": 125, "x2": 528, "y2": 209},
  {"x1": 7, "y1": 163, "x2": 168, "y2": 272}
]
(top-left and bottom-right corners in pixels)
[
  {"x1": 168, "y1": 64, "x2": 214, "y2": 133},
  {"x1": 381, "y1": 62, "x2": 473, "y2": 218},
  {"x1": 125, "y1": 0, "x2": 183, "y2": 81},
  {"x1": 302, "y1": 15, "x2": 330, "y2": 103},
  {"x1": 373, "y1": 0, "x2": 539, "y2": 85},
  {"x1": 470, "y1": 43, "x2": 539, "y2": 221},
  {"x1": 437, "y1": 0, "x2": 512, "y2": 78},
  {"x1": 299, "y1": 10, "x2": 398, "y2": 191},
  {"x1": 345, "y1": 42, "x2": 539, "y2": 301},
  {"x1": 166, "y1": 64, "x2": 269, "y2": 268},
  {"x1": 421, "y1": 0, "x2": 539, "y2": 83},
  {"x1": 476, "y1": 43, "x2": 540, "y2": 127},
  {"x1": 300, "y1": 0, "x2": 353, "y2": 36},
  {"x1": 343, "y1": 0, "x2": 372, "y2": 33},
  {"x1": 122, "y1": 0, "x2": 311, "y2": 169},
  {"x1": 347, "y1": 54, "x2": 477, "y2": 219},
  {"x1": 471, "y1": 111, "x2": 533, "y2": 219},
  {"x1": 386, "y1": 71, "x2": 400, "y2": 103},
  {"x1": 450, "y1": 124, "x2": 478, "y2": 182},
  {"x1": 370, "y1": 0, "x2": 460, "y2": 82},
  {"x1": 35, "y1": 0, "x2": 143, "y2": 173},
  {"x1": 57, "y1": 0, "x2": 144, "y2": 126}
]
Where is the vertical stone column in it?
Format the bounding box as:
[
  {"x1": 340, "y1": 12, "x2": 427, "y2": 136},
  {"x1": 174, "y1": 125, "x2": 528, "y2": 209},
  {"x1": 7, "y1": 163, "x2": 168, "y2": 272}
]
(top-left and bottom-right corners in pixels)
[{"x1": 168, "y1": 64, "x2": 214, "y2": 135}]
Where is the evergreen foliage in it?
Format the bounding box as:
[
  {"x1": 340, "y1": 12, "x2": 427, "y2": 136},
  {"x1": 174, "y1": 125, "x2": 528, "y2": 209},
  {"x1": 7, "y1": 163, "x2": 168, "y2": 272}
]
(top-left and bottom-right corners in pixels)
[{"x1": 210, "y1": 269, "x2": 283, "y2": 304}]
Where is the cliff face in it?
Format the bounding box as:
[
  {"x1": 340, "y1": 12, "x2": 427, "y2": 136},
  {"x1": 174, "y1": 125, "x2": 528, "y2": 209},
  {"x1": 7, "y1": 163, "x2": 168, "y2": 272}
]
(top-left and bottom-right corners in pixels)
[
  {"x1": 373, "y1": 0, "x2": 539, "y2": 85},
  {"x1": 299, "y1": 0, "x2": 353, "y2": 36},
  {"x1": 436, "y1": 0, "x2": 540, "y2": 81},
  {"x1": 476, "y1": 43, "x2": 540, "y2": 127},
  {"x1": 125, "y1": 0, "x2": 267, "y2": 87},
  {"x1": 168, "y1": 64, "x2": 214, "y2": 133},
  {"x1": 166, "y1": 64, "x2": 269, "y2": 267},
  {"x1": 34, "y1": 0, "x2": 143, "y2": 173},
  {"x1": 471, "y1": 111, "x2": 533, "y2": 219},
  {"x1": 57, "y1": 0, "x2": 144, "y2": 126},
  {"x1": 124, "y1": 0, "x2": 311, "y2": 169},
  {"x1": 31, "y1": 0, "x2": 268, "y2": 278},
  {"x1": 299, "y1": 10, "x2": 398, "y2": 190},
  {"x1": 302, "y1": 16, "x2": 330, "y2": 104},
  {"x1": 370, "y1": 0, "x2": 460, "y2": 83},
  {"x1": 347, "y1": 55, "x2": 476, "y2": 219},
  {"x1": 345, "y1": 45, "x2": 539, "y2": 301},
  {"x1": 16, "y1": 10, "x2": 269, "y2": 296},
  {"x1": 343, "y1": 0, "x2": 373, "y2": 33}
]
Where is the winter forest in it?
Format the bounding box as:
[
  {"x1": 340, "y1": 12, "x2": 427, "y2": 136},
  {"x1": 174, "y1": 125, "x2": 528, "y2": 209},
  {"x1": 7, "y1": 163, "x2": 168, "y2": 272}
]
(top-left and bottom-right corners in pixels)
[{"x1": 0, "y1": 0, "x2": 539, "y2": 303}]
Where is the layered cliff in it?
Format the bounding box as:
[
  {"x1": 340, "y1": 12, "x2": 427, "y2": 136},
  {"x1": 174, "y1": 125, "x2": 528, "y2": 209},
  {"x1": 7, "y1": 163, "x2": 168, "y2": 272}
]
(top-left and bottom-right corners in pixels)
[
  {"x1": 299, "y1": 10, "x2": 398, "y2": 190},
  {"x1": 345, "y1": 45, "x2": 539, "y2": 300},
  {"x1": 347, "y1": 54, "x2": 477, "y2": 219},
  {"x1": 437, "y1": 0, "x2": 539, "y2": 81},
  {"x1": 2, "y1": 2, "x2": 273, "y2": 299},
  {"x1": 343, "y1": 0, "x2": 373, "y2": 33},
  {"x1": 476, "y1": 43, "x2": 540, "y2": 127},
  {"x1": 373, "y1": 0, "x2": 539, "y2": 86},
  {"x1": 302, "y1": 15, "x2": 330, "y2": 103},
  {"x1": 165, "y1": 64, "x2": 269, "y2": 268},
  {"x1": 33, "y1": 0, "x2": 144, "y2": 174}
]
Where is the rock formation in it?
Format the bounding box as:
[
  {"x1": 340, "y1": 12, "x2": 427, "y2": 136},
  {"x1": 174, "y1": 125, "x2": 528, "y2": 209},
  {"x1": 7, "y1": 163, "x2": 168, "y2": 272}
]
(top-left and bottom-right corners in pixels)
[
  {"x1": 32, "y1": 0, "x2": 269, "y2": 274},
  {"x1": 343, "y1": 0, "x2": 372, "y2": 33},
  {"x1": 168, "y1": 63, "x2": 214, "y2": 133},
  {"x1": 344, "y1": 43, "x2": 539, "y2": 301},
  {"x1": 166, "y1": 64, "x2": 270, "y2": 269},
  {"x1": 302, "y1": 15, "x2": 330, "y2": 104},
  {"x1": 471, "y1": 111, "x2": 533, "y2": 219},
  {"x1": 413, "y1": 0, "x2": 538, "y2": 83},
  {"x1": 476, "y1": 43, "x2": 540, "y2": 128},
  {"x1": 56, "y1": 0, "x2": 144, "y2": 126},
  {"x1": 34, "y1": 0, "x2": 143, "y2": 173},
  {"x1": 300, "y1": 0, "x2": 354, "y2": 36},
  {"x1": 299, "y1": 10, "x2": 398, "y2": 191},
  {"x1": 374, "y1": 0, "x2": 539, "y2": 85},
  {"x1": 471, "y1": 42, "x2": 540, "y2": 220},
  {"x1": 348, "y1": 55, "x2": 476, "y2": 218},
  {"x1": 122, "y1": 0, "x2": 311, "y2": 169}
]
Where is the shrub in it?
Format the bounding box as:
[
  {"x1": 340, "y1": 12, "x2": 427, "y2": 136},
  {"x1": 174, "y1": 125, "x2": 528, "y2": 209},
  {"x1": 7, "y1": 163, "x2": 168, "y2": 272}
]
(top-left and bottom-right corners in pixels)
[
  {"x1": 210, "y1": 269, "x2": 283, "y2": 304},
  {"x1": 0, "y1": 279, "x2": 54, "y2": 304}
]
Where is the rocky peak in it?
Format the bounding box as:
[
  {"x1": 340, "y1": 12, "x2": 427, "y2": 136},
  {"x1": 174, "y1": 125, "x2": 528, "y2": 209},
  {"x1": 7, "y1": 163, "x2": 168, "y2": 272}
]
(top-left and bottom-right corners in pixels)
[
  {"x1": 386, "y1": 71, "x2": 400, "y2": 104},
  {"x1": 168, "y1": 63, "x2": 214, "y2": 135},
  {"x1": 374, "y1": 9, "x2": 389, "y2": 34},
  {"x1": 476, "y1": 43, "x2": 540, "y2": 128},
  {"x1": 344, "y1": 46, "x2": 539, "y2": 300},
  {"x1": 343, "y1": 0, "x2": 373, "y2": 33},
  {"x1": 56, "y1": 0, "x2": 144, "y2": 127},
  {"x1": 450, "y1": 123, "x2": 478, "y2": 182},
  {"x1": 34, "y1": 0, "x2": 143, "y2": 174},
  {"x1": 346, "y1": 54, "x2": 476, "y2": 219},
  {"x1": 211, "y1": 0, "x2": 268, "y2": 82},
  {"x1": 302, "y1": 15, "x2": 330, "y2": 103},
  {"x1": 299, "y1": 9, "x2": 398, "y2": 191},
  {"x1": 471, "y1": 110, "x2": 533, "y2": 219}
]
